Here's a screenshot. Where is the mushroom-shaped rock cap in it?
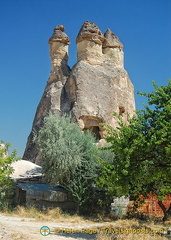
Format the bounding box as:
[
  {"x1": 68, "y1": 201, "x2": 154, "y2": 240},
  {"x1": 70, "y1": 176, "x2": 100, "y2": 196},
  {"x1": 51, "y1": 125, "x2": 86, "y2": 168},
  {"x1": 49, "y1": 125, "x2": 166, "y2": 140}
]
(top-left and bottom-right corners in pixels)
[
  {"x1": 48, "y1": 24, "x2": 70, "y2": 44},
  {"x1": 103, "y1": 29, "x2": 123, "y2": 49},
  {"x1": 76, "y1": 20, "x2": 105, "y2": 45}
]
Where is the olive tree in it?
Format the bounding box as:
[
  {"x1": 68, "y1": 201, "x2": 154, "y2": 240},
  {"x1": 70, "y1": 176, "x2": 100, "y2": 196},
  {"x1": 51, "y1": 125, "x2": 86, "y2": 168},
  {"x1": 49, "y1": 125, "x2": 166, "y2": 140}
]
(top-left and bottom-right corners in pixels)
[{"x1": 34, "y1": 113, "x2": 99, "y2": 212}]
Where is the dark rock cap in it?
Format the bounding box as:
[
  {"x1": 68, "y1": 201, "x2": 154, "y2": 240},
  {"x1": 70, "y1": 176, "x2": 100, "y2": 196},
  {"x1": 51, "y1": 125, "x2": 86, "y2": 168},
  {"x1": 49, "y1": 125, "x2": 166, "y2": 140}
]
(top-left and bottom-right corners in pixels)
[
  {"x1": 76, "y1": 20, "x2": 105, "y2": 45},
  {"x1": 103, "y1": 29, "x2": 123, "y2": 49},
  {"x1": 48, "y1": 25, "x2": 70, "y2": 44}
]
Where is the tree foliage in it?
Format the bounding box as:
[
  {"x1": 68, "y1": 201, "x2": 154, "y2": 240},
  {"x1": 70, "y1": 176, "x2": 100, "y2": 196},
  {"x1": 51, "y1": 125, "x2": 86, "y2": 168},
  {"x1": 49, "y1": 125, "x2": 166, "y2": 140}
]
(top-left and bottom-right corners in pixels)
[
  {"x1": 0, "y1": 142, "x2": 18, "y2": 210},
  {"x1": 34, "y1": 113, "x2": 99, "y2": 212},
  {"x1": 97, "y1": 80, "x2": 171, "y2": 220}
]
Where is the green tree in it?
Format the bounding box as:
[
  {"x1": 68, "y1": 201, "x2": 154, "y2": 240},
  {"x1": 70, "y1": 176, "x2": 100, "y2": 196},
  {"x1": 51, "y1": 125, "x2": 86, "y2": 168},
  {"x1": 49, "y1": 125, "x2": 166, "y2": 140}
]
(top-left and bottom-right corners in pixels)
[
  {"x1": 34, "y1": 113, "x2": 99, "y2": 213},
  {"x1": 97, "y1": 80, "x2": 171, "y2": 221},
  {"x1": 0, "y1": 142, "x2": 18, "y2": 210}
]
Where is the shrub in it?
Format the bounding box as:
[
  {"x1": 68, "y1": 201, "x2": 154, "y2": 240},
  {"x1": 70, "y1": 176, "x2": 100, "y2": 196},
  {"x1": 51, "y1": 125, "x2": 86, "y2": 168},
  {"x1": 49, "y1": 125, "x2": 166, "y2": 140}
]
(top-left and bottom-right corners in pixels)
[
  {"x1": 34, "y1": 113, "x2": 99, "y2": 213},
  {"x1": 0, "y1": 142, "x2": 18, "y2": 210}
]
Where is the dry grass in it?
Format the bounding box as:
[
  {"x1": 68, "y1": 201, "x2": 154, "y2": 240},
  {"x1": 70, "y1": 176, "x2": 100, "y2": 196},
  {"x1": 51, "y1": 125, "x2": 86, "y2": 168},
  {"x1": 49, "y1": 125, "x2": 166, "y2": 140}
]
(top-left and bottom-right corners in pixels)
[
  {"x1": 95, "y1": 218, "x2": 170, "y2": 240},
  {"x1": 10, "y1": 232, "x2": 33, "y2": 240},
  {"x1": 106, "y1": 218, "x2": 140, "y2": 228},
  {"x1": 96, "y1": 232, "x2": 168, "y2": 240},
  {"x1": 15, "y1": 205, "x2": 43, "y2": 218},
  {"x1": 2, "y1": 206, "x2": 171, "y2": 240},
  {"x1": 6, "y1": 205, "x2": 88, "y2": 223},
  {"x1": 96, "y1": 232, "x2": 114, "y2": 240},
  {"x1": 4, "y1": 206, "x2": 171, "y2": 227},
  {"x1": 118, "y1": 234, "x2": 167, "y2": 240}
]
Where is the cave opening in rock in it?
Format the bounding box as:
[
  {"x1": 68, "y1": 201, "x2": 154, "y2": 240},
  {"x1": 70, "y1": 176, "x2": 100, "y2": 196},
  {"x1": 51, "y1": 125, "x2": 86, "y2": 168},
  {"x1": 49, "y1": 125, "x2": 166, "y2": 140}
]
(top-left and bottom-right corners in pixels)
[
  {"x1": 119, "y1": 106, "x2": 125, "y2": 116},
  {"x1": 78, "y1": 115, "x2": 103, "y2": 141},
  {"x1": 83, "y1": 126, "x2": 101, "y2": 141}
]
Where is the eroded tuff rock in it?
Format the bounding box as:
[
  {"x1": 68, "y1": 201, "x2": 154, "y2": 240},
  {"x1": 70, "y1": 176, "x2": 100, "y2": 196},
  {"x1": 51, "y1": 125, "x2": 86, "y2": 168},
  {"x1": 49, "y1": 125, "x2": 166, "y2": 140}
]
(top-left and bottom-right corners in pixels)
[
  {"x1": 68, "y1": 61, "x2": 135, "y2": 136},
  {"x1": 76, "y1": 20, "x2": 105, "y2": 45},
  {"x1": 103, "y1": 28, "x2": 123, "y2": 49},
  {"x1": 23, "y1": 25, "x2": 70, "y2": 165},
  {"x1": 76, "y1": 21, "x2": 105, "y2": 65},
  {"x1": 23, "y1": 21, "x2": 135, "y2": 165},
  {"x1": 48, "y1": 25, "x2": 70, "y2": 44}
]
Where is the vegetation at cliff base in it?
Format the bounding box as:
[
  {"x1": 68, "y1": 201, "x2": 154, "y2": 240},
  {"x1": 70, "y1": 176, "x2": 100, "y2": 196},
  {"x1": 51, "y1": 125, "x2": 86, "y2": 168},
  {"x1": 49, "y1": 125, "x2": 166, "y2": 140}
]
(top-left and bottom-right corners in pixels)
[
  {"x1": 97, "y1": 80, "x2": 171, "y2": 221},
  {"x1": 34, "y1": 113, "x2": 102, "y2": 213}
]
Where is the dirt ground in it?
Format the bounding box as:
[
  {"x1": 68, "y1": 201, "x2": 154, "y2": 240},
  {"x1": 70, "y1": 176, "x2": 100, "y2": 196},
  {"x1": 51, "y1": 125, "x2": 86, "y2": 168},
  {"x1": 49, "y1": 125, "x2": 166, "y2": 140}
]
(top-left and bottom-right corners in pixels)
[
  {"x1": 0, "y1": 214, "x2": 107, "y2": 240},
  {"x1": 1, "y1": 213, "x2": 170, "y2": 240}
]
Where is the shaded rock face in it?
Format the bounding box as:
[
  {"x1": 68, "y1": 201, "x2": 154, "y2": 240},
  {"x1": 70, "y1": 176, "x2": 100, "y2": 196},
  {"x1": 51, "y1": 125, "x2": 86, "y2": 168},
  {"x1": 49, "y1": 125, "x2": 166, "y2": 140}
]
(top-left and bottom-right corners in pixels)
[
  {"x1": 23, "y1": 21, "x2": 135, "y2": 165},
  {"x1": 23, "y1": 25, "x2": 70, "y2": 165}
]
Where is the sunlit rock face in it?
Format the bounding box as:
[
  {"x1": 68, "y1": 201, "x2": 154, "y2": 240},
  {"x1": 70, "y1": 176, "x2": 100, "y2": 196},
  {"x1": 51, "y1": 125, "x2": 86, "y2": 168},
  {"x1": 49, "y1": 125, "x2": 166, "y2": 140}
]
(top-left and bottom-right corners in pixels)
[{"x1": 23, "y1": 21, "x2": 135, "y2": 165}]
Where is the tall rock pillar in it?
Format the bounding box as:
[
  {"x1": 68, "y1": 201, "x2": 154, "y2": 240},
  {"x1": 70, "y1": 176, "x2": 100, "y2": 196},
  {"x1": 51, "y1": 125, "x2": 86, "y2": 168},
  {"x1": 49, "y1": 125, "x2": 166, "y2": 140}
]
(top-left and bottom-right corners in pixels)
[
  {"x1": 23, "y1": 21, "x2": 135, "y2": 165},
  {"x1": 102, "y1": 28, "x2": 124, "y2": 68},
  {"x1": 76, "y1": 20, "x2": 104, "y2": 65},
  {"x1": 23, "y1": 25, "x2": 70, "y2": 165},
  {"x1": 68, "y1": 21, "x2": 135, "y2": 139}
]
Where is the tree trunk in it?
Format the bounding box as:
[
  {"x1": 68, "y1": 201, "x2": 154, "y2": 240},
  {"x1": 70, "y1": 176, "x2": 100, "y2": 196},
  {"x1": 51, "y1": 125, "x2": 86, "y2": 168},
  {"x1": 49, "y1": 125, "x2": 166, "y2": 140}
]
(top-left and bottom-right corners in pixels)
[{"x1": 158, "y1": 200, "x2": 171, "y2": 222}]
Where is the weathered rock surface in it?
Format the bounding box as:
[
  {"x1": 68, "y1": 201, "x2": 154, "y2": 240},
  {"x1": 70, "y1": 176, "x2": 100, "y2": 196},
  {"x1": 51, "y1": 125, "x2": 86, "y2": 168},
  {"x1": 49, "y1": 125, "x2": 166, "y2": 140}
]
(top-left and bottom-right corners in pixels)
[
  {"x1": 68, "y1": 61, "x2": 135, "y2": 138},
  {"x1": 23, "y1": 21, "x2": 135, "y2": 165},
  {"x1": 103, "y1": 29, "x2": 124, "y2": 68},
  {"x1": 76, "y1": 20, "x2": 104, "y2": 45},
  {"x1": 23, "y1": 25, "x2": 70, "y2": 165}
]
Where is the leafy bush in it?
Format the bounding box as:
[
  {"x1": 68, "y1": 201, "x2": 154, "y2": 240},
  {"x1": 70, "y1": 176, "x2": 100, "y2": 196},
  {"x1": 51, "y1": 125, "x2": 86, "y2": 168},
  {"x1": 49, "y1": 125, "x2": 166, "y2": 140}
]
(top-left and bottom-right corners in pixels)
[
  {"x1": 97, "y1": 80, "x2": 171, "y2": 221},
  {"x1": 0, "y1": 142, "x2": 18, "y2": 210},
  {"x1": 34, "y1": 113, "x2": 99, "y2": 213}
]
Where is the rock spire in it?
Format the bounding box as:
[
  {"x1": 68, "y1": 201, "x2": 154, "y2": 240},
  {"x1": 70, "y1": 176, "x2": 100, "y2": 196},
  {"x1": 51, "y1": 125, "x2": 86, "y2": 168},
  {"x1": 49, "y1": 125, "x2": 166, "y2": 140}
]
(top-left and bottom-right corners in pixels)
[
  {"x1": 76, "y1": 20, "x2": 104, "y2": 45},
  {"x1": 48, "y1": 24, "x2": 70, "y2": 44},
  {"x1": 103, "y1": 28, "x2": 123, "y2": 49},
  {"x1": 23, "y1": 21, "x2": 135, "y2": 165},
  {"x1": 102, "y1": 28, "x2": 124, "y2": 68}
]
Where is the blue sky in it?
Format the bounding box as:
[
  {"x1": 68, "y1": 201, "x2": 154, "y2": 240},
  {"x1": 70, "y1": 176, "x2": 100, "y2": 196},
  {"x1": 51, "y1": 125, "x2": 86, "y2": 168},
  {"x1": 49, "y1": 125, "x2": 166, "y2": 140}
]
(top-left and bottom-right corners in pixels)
[{"x1": 0, "y1": 0, "x2": 170, "y2": 157}]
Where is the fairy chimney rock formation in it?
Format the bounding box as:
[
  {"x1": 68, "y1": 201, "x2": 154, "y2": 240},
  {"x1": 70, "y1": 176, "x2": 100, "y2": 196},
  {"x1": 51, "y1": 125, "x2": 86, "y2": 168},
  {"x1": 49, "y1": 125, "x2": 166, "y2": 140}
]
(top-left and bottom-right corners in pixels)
[
  {"x1": 23, "y1": 21, "x2": 135, "y2": 165},
  {"x1": 48, "y1": 24, "x2": 70, "y2": 83},
  {"x1": 76, "y1": 20, "x2": 105, "y2": 65},
  {"x1": 103, "y1": 28, "x2": 124, "y2": 68}
]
